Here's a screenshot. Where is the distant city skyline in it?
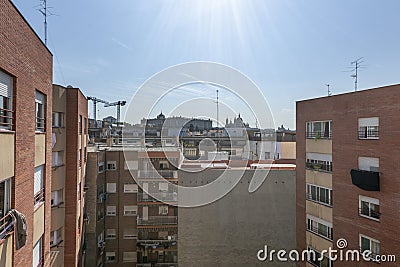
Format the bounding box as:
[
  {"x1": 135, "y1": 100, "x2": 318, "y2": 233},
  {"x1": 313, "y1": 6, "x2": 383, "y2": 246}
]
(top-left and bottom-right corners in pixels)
[{"x1": 12, "y1": 0, "x2": 400, "y2": 129}]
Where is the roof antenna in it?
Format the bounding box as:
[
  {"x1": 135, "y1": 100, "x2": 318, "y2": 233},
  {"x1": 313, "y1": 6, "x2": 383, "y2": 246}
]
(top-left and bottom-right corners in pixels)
[
  {"x1": 325, "y1": 84, "x2": 332, "y2": 96},
  {"x1": 350, "y1": 57, "x2": 367, "y2": 91},
  {"x1": 37, "y1": 0, "x2": 57, "y2": 46}
]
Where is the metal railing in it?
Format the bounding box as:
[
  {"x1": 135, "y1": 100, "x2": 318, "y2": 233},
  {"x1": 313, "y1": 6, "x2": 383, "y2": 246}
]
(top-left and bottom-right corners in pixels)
[
  {"x1": 138, "y1": 193, "x2": 178, "y2": 203},
  {"x1": 36, "y1": 117, "x2": 46, "y2": 132},
  {"x1": 138, "y1": 170, "x2": 178, "y2": 179},
  {"x1": 360, "y1": 247, "x2": 380, "y2": 261},
  {"x1": 307, "y1": 225, "x2": 333, "y2": 240},
  {"x1": 137, "y1": 216, "x2": 178, "y2": 226},
  {"x1": 137, "y1": 263, "x2": 178, "y2": 267},
  {"x1": 34, "y1": 188, "x2": 45, "y2": 206},
  {"x1": 306, "y1": 162, "x2": 332, "y2": 172},
  {"x1": 359, "y1": 208, "x2": 380, "y2": 220},
  {"x1": 0, "y1": 107, "x2": 13, "y2": 130},
  {"x1": 306, "y1": 193, "x2": 332, "y2": 207},
  {"x1": 306, "y1": 131, "x2": 332, "y2": 139},
  {"x1": 0, "y1": 213, "x2": 14, "y2": 241},
  {"x1": 358, "y1": 130, "x2": 379, "y2": 139}
]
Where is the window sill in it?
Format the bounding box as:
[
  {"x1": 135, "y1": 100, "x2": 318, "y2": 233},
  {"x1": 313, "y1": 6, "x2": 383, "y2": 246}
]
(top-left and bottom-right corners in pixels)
[
  {"x1": 34, "y1": 201, "x2": 45, "y2": 211},
  {"x1": 306, "y1": 199, "x2": 332, "y2": 208},
  {"x1": 51, "y1": 202, "x2": 64, "y2": 208},
  {"x1": 306, "y1": 229, "x2": 333, "y2": 242},
  {"x1": 52, "y1": 164, "x2": 65, "y2": 169},
  {"x1": 0, "y1": 129, "x2": 15, "y2": 134},
  {"x1": 305, "y1": 167, "x2": 332, "y2": 174},
  {"x1": 35, "y1": 131, "x2": 46, "y2": 134},
  {"x1": 359, "y1": 214, "x2": 380, "y2": 222},
  {"x1": 358, "y1": 137, "x2": 379, "y2": 140},
  {"x1": 50, "y1": 240, "x2": 63, "y2": 248}
]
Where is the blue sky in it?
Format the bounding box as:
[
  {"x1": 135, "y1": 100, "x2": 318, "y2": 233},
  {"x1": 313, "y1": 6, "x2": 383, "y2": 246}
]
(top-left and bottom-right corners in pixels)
[{"x1": 12, "y1": 0, "x2": 400, "y2": 129}]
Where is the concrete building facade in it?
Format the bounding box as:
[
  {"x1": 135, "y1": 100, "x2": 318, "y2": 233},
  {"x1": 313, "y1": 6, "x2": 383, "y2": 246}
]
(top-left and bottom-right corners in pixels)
[
  {"x1": 0, "y1": 0, "x2": 53, "y2": 265},
  {"x1": 296, "y1": 85, "x2": 400, "y2": 266}
]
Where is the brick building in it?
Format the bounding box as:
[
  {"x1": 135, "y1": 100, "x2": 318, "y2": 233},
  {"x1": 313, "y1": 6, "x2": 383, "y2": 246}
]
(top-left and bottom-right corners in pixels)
[
  {"x1": 0, "y1": 0, "x2": 53, "y2": 265},
  {"x1": 296, "y1": 84, "x2": 400, "y2": 266},
  {"x1": 51, "y1": 84, "x2": 88, "y2": 266}
]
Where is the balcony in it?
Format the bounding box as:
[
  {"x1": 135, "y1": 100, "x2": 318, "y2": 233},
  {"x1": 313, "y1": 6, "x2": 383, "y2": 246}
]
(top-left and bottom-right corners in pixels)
[
  {"x1": 137, "y1": 216, "x2": 178, "y2": 226},
  {"x1": 350, "y1": 169, "x2": 380, "y2": 191},
  {"x1": 138, "y1": 193, "x2": 178, "y2": 203},
  {"x1": 306, "y1": 131, "x2": 332, "y2": 139},
  {"x1": 358, "y1": 130, "x2": 379, "y2": 140},
  {"x1": 306, "y1": 162, "x2": 332, "y2": 173},
  {"x1": 306, "y1": 225, "x2": 333, "y2": 241},
  {"x1": 137, "y1": 264, "x2": 178, "y2": 267},
  {"x1": 137, "y1": 239, "x2": 177, "y2": 249},
  {"x1": 0, "y1": 213, "x2": 14, "y2": 242},
  {"x1": 34, "y1": 188, "x2": 45, "y2": 207},
  {"x1": 138, "y1": 170, "x2": 178, "y2": 179},
  {"x1": 0, "y1": 107, "x2": 13, "y2": 130},
  {"x1": 306, "y1": 193, "x2": 332, "y2": 207}
]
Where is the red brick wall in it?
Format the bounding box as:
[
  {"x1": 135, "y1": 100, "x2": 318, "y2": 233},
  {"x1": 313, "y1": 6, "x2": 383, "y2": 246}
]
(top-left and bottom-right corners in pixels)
[
  {"x1": 297, "y1": 84, "x2": 400, "y2": 266},
  {"x1": 0, "y1": 0, "x2": 52, "y2": 266}
]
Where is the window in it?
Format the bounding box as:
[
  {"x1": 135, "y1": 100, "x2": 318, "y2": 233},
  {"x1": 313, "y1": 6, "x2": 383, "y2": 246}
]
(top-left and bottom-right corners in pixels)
[
  {"x1": 78, "y1": 149, "x2": 82, "y2": 168},
  {"x1": 84, "y1": 118, "x2": 87, "y2": 134},
  {"x1": 51, "y1": 189, "x2": 63, "y2": 207},
  {"x1": 106, "y1": 229, "x2": 116, "y2": 239},
  {"x1": 358, "y1": 157, "x2": 379, "y2": 172},
  {"x1": 33, "y1": 237, "x2": 43, "y2": 267},
  {"x1": 84, "y1": 147, "x2": 87, "y2": 162},
  {"x1": 78, "y1": 182, "x2": 81, "y2": 201},
  {"x1": 0, "y1": 179, "x2": 11, "y2": 218},
  {"x1": 124, "y1": 160, "x2": 138, "y2": 170},
  {"x1": 159, "y1": 183, "x2": 169, "y2": 192},
  {"x1": 307, "y1": 215, "x2": 333, "y2": 240},
  {"x1": 98, "y1": 162, "x2": 105, "y2": 173},
  {"x1": 358, "y1": 117, "x2": 379, "y2": 139},
  {"x1": 159, "y1": 205, "x2": 168, "y2": 215},
  {"x1": 124, "y1": 205, "x2": 137, "y2": 216},
  {"x1": 106, "y1": 183, "x2": 117, "y2": 193},
  {"x1": 106, "y1": 206, "x2": 116, "y2": 216},
  {"x1": 123, "y1": 252, "x2": 136, "y2": 262},
  {"x1": 50, "y1": 228, "x2": 62, "y2": 247},
  {"x1": 359, "y1": 196, "x2": 380, "y2": 220},
  {"x1": 79, "y1": 115, "x2": 82, "y2": 135},
  {"x1": 306, "y1": 247, "x2": 332, "y2": 267},
  {"x1": 105, "y1": 252, "x2": 116, "y2": 262},
  {"x1": 306, "y1": 121, "x2": 332, "y2": 139},
  {"x1": 35, "y1": 91, "x2": 46, "y2": 132},
  {"x1": 52, "y1": 112, "x2": 63, "y2": 127},
  {"x1": 159, "y1": 161, "x2": 169, "y2": 170},
  {"x1": 34, "y1": 165, "x2": 44, "y2": 206},
  {"x1": 360, "y1": 235, "x2": 380, "y2": 260},
  {"x1": 123, "y1": 229, "x2": 137, "y2": 239},
  {"x1": 124, "y1": 184, "x2": 138, "y2": 193},
  {"x1": 306, "y1": 184, "x2": 332, "y2": 206},
  {"x1": 306, "y1": 153, "x2": 332, "y2": 172},
  {"x1": 0, "y1": 70, "x2": 13, "y2": 130},
  {"x1": 107, "y1": 161, "x2": 116, "y2": 170},
  {"x1": 52, "y1": 151, "x2": 63, "y2": 167}
]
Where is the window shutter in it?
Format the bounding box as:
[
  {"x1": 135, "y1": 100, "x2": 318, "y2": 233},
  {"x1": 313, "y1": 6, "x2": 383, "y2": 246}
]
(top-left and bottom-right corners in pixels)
[{"x1": 0, "y1": 70, "x2": 12, "y2": 98}]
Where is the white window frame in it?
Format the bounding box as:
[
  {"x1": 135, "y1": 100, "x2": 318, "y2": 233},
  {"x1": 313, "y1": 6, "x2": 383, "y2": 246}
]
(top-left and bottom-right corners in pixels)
[
  {"x1": 34, "y1": 165, "x2": 44, "y2": 196},
  {"x1": 306, "y1": 120, "x2": 332, "y2": 139},
  {"x1": 359, "y1": 195, "x2": 380, "y2": 221},
  {"x1": 106, "y1": 183, "x2": 117, "y2": 193},
  {"x1": 50, "y1": 227, "x2": 62, "y2": 247},
  {"x1": 51, "y1": 189, "x2": 63, "y2": 207},
  {"x1": 35, "y1": 91, "x2": 46, "y2": 132},
  {"x1": 52, "y1": 151, "x2": 63, "y2": 167},
  {"x1": 107, "y1": 161, "x2": 117, "y2": 170},
  {"x1": 306, "y1": 183, "x2": 332, "y2": 206},
  {"x1": 360, "y1": 234, "x2": 380, "y2": 259},
  {"x1": 106, "y1": 205, "x2": 116, "y2": 216},
  {"x1": 0, "y1": 179, "x2": 11, "y2": 218},
  {"x1": 105, "y1": 252, "x2": 116, "y2": 262},
  {"x1": 98, "y1": 162, "x2": 105, "y2": 173},
  {"x1": 124, "y1": 184, "x2": 138, "y2": 193},
  {"x1": 0, "y1": 70, "x2": 13, "y2": 130},
  {"x1": 52, "y1": 112, "x2": 64, "y2": 128},
  {"x1": 159, "y1": 205, "x2": 169, "y2": 215},
  {"x1": 106, "y1": 229, "x2": 116, "y2": 240},
  {"x1": 33, "y1": 237, "x2": 43, "y2": 267},
  {"x1": 123, "y1": 205, "x2": 137, "y2": 216},
  {"x1": 358, "y1": 117, "x2": 379, "y2": 139}
]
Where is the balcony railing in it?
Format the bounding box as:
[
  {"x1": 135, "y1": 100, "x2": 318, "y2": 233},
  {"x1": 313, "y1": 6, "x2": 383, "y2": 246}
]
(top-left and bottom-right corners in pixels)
[
  {"x1": 358, "y1": 130, "x2": 379, "y2": 139},
  {"x1": 137, "y1": 264, "x2": 178, "y2": 267},
  {"x1": 307, "y1": 225, "x2": 333, "y2": 241},
  {"x1": 36, "y1": 117, "x2": 46, "y2": 132},
  {"x1": 138, "y1": 170, "x2": 178, "y2": 179},
  {"x1": 0, "y1": 213, "x2": 14, "y2": 241},
  {"x1": 0, "y1": 107, "x2": 13, "y2": 130},
  {"x1": 306, "y1": 131, "x2": 332, "y2": 139},
  {"x1": 360, "y1": 247, "x2": 380, "y2": 261},
  {"x1": 350, "y1": 169, "x2": 380, "y2": 191},
  {"x1": 34, "y1": 188, "x2": 45, "y2": 206},
  {"x1": 306, "y1": 162, "x2": 332, "y2": 172},
  {"x1": 137, "y1": 216, "x2": 178, "y2": 226},
  {"x1": 359, "y1": 208, "x2": 380, "y2": 220},
  {"x1": 306, "y1": 193, "x2": 332, "y2": 207},
  {"x1": 138, "y1": 193, "x2": 178, "y2": 203}
]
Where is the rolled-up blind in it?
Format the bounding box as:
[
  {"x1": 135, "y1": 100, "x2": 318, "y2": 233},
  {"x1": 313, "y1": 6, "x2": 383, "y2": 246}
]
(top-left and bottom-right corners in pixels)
[{"x1": 0, "y1": 70, "x2": 12, "y2": 98}]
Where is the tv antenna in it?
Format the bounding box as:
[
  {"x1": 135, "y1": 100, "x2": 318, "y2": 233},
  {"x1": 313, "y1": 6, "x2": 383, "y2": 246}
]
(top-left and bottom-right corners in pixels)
[
  {"x1": 37, "y1": 0, "x2": 57, "y2": 46},
  {"x1": 349, "y1": 57, "x2": 367, "y2": 91},
  {"x1": 325, "y1": 84, "x2": 332, "y2": 96}
]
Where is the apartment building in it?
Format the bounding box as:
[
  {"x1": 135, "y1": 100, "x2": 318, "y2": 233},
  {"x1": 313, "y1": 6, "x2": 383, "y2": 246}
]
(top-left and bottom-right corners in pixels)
[
  {"x1": 85, "y1": 143, "x2": 180, "y2": 267},
  {"x1": 0, "y1": 0, "x2": 53, "y2": 266},
  {"x1": 51, "y1": 85, "x2": 88, "y2": 266},
  {"x1": 296, "y1": 84, "x2": 400, "y2": 266}
]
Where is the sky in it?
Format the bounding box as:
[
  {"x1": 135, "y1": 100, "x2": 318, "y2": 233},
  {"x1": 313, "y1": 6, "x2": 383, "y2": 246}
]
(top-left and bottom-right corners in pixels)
[{"x1": 12, "y1": 0, "x2": 400, "y2": 129}]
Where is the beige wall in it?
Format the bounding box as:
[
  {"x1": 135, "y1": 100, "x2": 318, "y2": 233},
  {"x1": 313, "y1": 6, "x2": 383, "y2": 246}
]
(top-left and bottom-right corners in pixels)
[
  {"x1": 0, "y1": 133, "x2": 14, "y2": 182},
  {"x1": 0, "y1": 235, "x2": 13, "y2": 267},
  {"x1": 33, "y1": 204, "x2": 45, "y2": 244},
  {"x1": 305, "y1": 139, "x2": 332, "y2": 154},
  {"x1": 305, "y1": 170, "x2": 332, "y2": 188},
  {"x1": 306, "y1": 231, "x2": 333, "y2": 252},
  {"x1": 35, "y1": 134, "x2": 46, "y2": 167},
  {"x1": 280, "y1": 142, "x2": 296, "y2": 159},
  {"x1": 52, "y1": 167, "x2": 65, "y2": 191},
  {"x1": 305, "y1": 201, "x2": 332, "y2": 223},
  {"x1": 51, "y1": 207, "x2": 65, "y2": 231}
]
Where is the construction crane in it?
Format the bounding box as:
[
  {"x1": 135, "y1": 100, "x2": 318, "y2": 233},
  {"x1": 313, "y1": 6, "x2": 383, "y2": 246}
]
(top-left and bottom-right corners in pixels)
[
  {"x1": 87, "y1": 96, "x2": 110, "y2": 125},
  {"x1": 104, "y1": 101, "x2": 127, "y2": 126}
]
